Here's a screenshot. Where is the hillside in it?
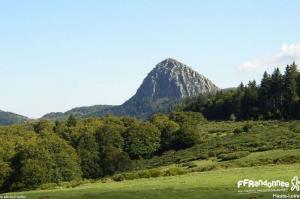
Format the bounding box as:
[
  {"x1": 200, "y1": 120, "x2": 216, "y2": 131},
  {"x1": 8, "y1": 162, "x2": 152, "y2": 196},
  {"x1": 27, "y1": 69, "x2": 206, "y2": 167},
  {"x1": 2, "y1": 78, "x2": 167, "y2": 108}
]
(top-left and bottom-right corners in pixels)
[
  {"x1": 42, "y1": 105, "x2": 114, "y2": 120},
  {"x1": 0, "y1": 110, "x2": 28, "y2": 125}
]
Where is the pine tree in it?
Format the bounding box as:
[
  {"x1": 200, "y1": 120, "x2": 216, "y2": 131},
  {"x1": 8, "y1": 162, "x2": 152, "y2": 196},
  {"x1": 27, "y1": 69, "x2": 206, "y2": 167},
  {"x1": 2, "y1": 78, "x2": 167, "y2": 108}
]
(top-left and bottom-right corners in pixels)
[
  {"x1": 241, "y1": 81, "x2": 259, "y2": 120},
  {"x1": 260, "y1": 71, "x2": 271, "y2": 117},
  {"x1": 270, "y1": 68, "x2": 284, "y2": 118},
  {"x1": 283, "y1": 63, "x2": 299, "y2": 118}
]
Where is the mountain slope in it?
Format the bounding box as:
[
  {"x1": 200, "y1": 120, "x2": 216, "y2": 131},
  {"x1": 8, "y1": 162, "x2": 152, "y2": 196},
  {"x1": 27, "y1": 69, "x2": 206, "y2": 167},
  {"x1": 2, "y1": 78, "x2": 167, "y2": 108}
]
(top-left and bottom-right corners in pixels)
[
  {"x1": 111, "y1": 58, "x2": 219, "y2": 117},
  {"x1": 0, "y1": 110, "x2": 29, "y2": 125},
  {"x1": 131, "y1": 58, "x2": 218, "y2": 100},
  {"x1": 42, "y1": 105, "x2": 114, "y2": 120},
  {"x1": 42, "y1": 58, "x2": 219, "y2": 119}
]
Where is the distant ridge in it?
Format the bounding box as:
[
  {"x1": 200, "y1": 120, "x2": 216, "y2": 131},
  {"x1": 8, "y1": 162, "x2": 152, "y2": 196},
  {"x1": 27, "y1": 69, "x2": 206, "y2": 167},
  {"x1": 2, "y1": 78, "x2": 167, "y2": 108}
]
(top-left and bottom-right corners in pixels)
[{"x1": 0, "y1": 110, "x2": 29, "y2": 125}]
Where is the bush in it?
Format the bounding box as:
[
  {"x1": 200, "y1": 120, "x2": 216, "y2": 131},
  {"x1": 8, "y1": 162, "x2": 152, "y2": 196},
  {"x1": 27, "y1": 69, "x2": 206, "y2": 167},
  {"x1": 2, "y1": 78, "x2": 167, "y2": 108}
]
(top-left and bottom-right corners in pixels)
[
  {"x1": 169, "y1": 112, "x2": 206, "y2": 126},
  {"x1": 164, "y1": 167, "x2": 188, "y2": 176},
  {"x1": 101, "y1": 178, "x2": 113, "y2": 183},
  {"x1": 243, "y1": 124, "x2": 252, "y2": 132},
  {"x1": 289, "y1": 122, "x2": 300, "y2": 133},
  {"x1": 218, "y1": 151, "x2": 250, "y2": 161},
  {"x1": 173, "y1": 125, "x2": 202, "y2": 149},
  {"x1": 182, "y1": 162, "x2": 197, "y2": 168},
  {"x1": 38, "y1": 183, "x2": 58, "y2": 190},
  {"x1": 137, "y1": 170, "x2": 151, "y2": 178},
  {"x1": 208, "y1": 151, "x2": 217, "y2": 157},
  {"x1": 233, "y1": 128, "x2": 243, "y2": 135},
  {"x1": 149, "y1": 169, "x2": 164, "y2": 177},
  {"x1": 112, "y1": 174, "x2": 125, "y2": 182},
  {"x1": 123, "y1": 172, "x2": 139, "y2": 180},
  {"x1": 191, "y1": 163, "x2": 219, "y2": 172},
  {"x1": 56, "y1": 180, "x2": 88, "y2": 188}
]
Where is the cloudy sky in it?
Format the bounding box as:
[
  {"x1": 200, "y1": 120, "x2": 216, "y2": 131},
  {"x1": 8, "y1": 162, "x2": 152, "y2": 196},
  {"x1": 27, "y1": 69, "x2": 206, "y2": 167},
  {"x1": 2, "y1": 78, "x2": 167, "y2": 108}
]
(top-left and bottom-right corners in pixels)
[{"x1": 0, "y1": 0, "x2": 299, "y2": 118}]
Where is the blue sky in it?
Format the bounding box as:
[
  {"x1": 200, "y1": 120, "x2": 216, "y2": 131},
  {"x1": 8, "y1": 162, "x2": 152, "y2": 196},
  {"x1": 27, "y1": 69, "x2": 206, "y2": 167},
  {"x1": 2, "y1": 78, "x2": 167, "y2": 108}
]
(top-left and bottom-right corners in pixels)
[{"x1": 0, "y1": 0, "x2": 300, "y2": 118}]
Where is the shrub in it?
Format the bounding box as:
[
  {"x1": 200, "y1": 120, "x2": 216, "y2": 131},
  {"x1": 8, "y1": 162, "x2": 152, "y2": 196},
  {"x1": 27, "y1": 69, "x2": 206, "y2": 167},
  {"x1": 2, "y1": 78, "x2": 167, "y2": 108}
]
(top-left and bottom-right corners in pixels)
[
  {"x1": 123, "y1": 172, "x2": 139, "y2": 180},
  {"x1": 243, "y1": 123, "x2": 252, "y2": 132},
  {"x1": 208, "y1": 151, "x2": 217, "y2": 157},
  {"x1": 101, "y1": 178, "x2": 113, "y2": 183},
  {"x1": 191, "y1": 163, "x2": 219, "y2": 172},
  {"x1": 173, "y1": 125, "x2": 202, "y2": 149},
  {"x1": 112, "y1": 174, "x2": 125, "y2": 182},
  {"x1": 38, "y1": 183, "x2": 58, "y2": 190},
  {"x1": 233, "y1": 128, "x2": 243, "y2": 135},
  {"x1": 149, "y1": 169, "x2": 164, "y2": 177},
  {"x1": 289, "y1": 122, "x2": 300, "y2": 133},
  {"x1": 218, "y1": 151, "x2": 250, "y2": 161},
  {"x1": 169, "y1": 112, "x2": 206, "y2": 126},
  {"x1": 164, "y1": 167, "x2": 187, "y2": 176},
  {"x1": 182, "y1": 162, "x2": 197, "y2": 168},
  {"x1": 137, "y1": 170, "x2": 151, "y2": 178}
]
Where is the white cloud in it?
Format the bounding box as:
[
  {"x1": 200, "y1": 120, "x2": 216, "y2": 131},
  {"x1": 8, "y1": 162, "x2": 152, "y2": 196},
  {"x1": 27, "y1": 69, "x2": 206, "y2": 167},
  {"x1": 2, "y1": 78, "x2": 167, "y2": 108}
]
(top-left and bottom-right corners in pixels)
[{"x1": 239, "y1": 43, "x2": 300, "y2": 71}]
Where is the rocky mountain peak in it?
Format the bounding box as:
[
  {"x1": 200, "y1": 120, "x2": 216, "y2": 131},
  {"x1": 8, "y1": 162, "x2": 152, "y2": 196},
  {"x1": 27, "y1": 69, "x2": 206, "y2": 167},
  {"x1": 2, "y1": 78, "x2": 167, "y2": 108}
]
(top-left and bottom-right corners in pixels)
[
  {"x1": 128, "y1": 58, "x2": 219, "y2": 101},
  {"x1": 156, "y1": 58, "x2": 183, "y2": 69}
]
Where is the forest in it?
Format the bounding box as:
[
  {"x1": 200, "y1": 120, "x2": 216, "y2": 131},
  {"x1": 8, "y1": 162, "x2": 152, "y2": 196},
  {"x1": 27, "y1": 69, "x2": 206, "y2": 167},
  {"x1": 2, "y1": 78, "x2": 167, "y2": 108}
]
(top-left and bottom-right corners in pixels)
[
  {"x1": 182, "y1": 62, "x2": 300, "y2": 120},
  {"x1": 0, "y1": 112, "x2": 206, "y2": 192}
]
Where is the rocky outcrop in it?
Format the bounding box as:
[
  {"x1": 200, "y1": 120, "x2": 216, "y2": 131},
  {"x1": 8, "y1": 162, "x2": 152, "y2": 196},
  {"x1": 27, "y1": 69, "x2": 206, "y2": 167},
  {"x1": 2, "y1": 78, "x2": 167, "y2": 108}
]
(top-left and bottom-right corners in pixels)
[{"x1": 131, "y1": 58, "x2": 219, "y2": 100}]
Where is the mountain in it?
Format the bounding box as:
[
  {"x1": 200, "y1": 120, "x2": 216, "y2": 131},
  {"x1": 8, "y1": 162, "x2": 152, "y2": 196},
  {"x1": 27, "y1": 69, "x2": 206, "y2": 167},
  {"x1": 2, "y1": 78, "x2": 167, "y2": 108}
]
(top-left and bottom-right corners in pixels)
[
  {"x1": 42, "y1": 105, "x2": 114, "y2": 120},
  {"x1": 110, "y1": 58, "x2": 219, "y2": 117},
  {"x1": 0, "y1": 110, "x2": 29, "y2": 125},
  {"x1": 131, "y1": 58, "x2": 218, "y2": 99},
  {"x1": 43, "y1": 58, "x2": 219, "y2": 120}
]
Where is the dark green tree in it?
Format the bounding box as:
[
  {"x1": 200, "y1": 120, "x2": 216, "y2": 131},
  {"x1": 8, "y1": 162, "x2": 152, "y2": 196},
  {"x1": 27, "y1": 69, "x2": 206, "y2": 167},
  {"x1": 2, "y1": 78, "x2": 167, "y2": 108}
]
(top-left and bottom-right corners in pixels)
[
  {"x1": 283, "y1": 63, "x2": 299, "y2": 118},
  {"x1": 95, "y1": 124, "x2": 125, "y2": 153},
  {"x1": 173, "y1": 125, "x2": 203, "y2": 149},
  {"x1": 123, "y1": 123, "x2": 160, "y2": 159},
  {"x1": 151, "y1": 114, "x2": 180, "y2": 151},
  {"x1": 67, "y1": 114, "x2": 77, "y2": 127},
  {"x1": 76, "y1": 132, "x2": 102, "y2": 179},
  {"x1": 101, "y1": 147, "x2": 132, "y2": 176},
  {"x1": 10, "y1": 134, "x2": 82, "y2": 190}
]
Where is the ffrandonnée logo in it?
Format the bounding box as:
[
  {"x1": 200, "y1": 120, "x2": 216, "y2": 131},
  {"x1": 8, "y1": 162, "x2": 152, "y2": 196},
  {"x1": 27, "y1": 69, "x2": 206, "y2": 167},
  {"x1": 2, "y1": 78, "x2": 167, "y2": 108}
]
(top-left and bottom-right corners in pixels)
[{"x1": 237, "y1": 176, "x2": 300, "y2": 192}]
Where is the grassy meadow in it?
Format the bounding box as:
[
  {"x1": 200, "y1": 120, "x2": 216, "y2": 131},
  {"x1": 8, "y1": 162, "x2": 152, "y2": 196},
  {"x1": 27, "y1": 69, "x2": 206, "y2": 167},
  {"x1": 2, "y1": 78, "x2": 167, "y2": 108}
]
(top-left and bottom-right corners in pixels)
[{"x1": 8, "y1": 163, "x2": 300, "y2": 199}]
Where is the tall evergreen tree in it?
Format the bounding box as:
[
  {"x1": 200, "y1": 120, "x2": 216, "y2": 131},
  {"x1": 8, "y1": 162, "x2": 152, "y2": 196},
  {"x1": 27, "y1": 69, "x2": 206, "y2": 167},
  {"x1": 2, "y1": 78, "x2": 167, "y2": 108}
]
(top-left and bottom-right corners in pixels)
[
  {"x1": 260, "y1": 71, "x2": 271, "y2": 117},
  {"x1": 270, "y1": 68, "x2": 284, "y2": 118},
  {"x1": 283, "y1": 63, "x2": 299, "y2": 118}
]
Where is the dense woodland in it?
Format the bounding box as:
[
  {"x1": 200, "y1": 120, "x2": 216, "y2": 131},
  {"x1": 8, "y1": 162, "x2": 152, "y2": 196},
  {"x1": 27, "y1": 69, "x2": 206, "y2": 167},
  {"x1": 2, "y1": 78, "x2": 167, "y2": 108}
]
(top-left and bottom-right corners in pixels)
[
  {"x1": 182, "y1": 62, "x2": 300, "y2": 120},
  {"x1": 0, "y1": 112, "x2": 206, "y2": 192}
]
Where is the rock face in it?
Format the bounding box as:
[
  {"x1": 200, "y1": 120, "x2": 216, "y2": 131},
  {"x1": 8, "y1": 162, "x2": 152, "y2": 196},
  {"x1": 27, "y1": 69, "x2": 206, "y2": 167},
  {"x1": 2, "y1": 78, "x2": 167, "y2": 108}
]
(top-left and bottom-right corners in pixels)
[
  {"x1": 131, "y1": 58, "x2": 219, "y2": 100},
  {"x1": 114, "y1": 58, "x2": 219, "y2": 118}
]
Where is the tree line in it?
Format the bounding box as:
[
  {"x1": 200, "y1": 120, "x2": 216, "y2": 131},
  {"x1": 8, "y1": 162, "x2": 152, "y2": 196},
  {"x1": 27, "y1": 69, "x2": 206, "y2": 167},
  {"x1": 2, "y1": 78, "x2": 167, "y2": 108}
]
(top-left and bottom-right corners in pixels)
[
  {"x1": 0, "y1": 112, "x2": 205, "y2": 192},
  {"x1": 182, "y1": 62, "x2": 300, "y2": 120}
]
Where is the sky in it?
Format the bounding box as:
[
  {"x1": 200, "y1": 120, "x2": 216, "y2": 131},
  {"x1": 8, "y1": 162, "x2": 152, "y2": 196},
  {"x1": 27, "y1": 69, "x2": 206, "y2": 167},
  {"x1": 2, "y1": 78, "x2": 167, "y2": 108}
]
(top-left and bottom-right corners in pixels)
[{"x1": 0, "y1": 0, "x2": 300, "y2": 118}]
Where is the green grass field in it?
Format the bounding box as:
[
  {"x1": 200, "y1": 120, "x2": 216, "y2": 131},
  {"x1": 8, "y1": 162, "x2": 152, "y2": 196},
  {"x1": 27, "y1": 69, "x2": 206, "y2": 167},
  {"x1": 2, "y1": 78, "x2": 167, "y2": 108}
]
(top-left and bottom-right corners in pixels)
[{"x1": 7, "y1": 163, "x2": 300, "y2": 199}]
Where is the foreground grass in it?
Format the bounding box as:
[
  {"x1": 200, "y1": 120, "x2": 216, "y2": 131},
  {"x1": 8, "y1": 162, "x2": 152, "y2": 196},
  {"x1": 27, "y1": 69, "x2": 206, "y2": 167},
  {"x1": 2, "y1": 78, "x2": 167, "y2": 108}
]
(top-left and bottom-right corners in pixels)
[{"x1": 8, "y1": 163, "x2": 300, "y2": 199}]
